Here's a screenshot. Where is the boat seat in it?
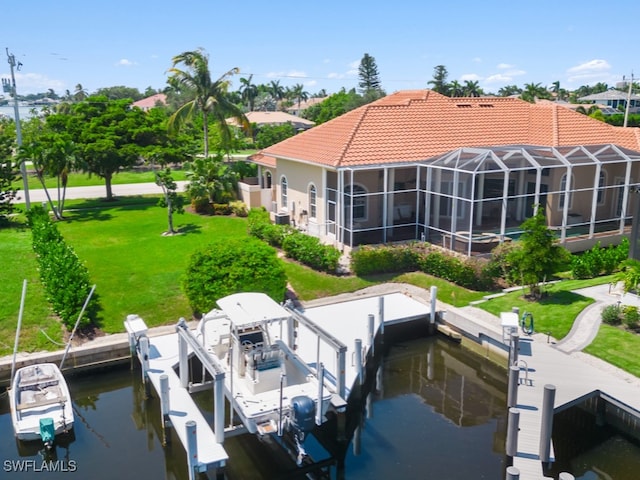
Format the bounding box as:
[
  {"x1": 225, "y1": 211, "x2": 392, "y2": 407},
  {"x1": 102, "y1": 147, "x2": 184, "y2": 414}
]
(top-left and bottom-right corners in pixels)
[{"x1": 17, "y1": 395, "x2": 67, "y2": 411}]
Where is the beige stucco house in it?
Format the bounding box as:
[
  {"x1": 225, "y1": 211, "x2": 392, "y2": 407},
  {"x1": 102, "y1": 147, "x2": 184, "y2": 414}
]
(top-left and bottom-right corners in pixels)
[{"x1": 244, "y1": 90, "x2": 640, "y2": 256}]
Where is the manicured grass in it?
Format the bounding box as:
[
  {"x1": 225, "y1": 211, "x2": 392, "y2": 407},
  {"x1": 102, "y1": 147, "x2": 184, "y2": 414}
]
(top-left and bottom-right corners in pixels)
[
  {"x1": 13, "y1": 169, "x2": 189, "y2": 191},
  {"x1": 585, "y1": 324, "x2": 640, "y2": 378},
  {"x1": 478, "y1": 283, "x2": 597, "y2": 340}
]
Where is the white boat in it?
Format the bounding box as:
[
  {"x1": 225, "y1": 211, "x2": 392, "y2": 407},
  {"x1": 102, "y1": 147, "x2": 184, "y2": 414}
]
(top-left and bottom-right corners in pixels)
[
  {"x1": 196, "y1": 293, "x2": 333, "y2": 448},
  {"x1": 9, "y1": 363, "x2": 74, "y2": 448}
]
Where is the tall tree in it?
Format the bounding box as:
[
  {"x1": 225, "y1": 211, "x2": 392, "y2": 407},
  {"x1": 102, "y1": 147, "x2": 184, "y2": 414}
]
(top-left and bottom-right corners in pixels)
[
  {"x1": 290, "y1": 83, "x2": 309, "y2": 111},
  {"x1": 463, "y1": 80, "x2": 483, "y2": 97},
  {"x1": 449, "y1": 80, "x2": 464, "y2": 97},
  {"x1": 167, "y1": 48, "x2": 249, "y2": 157},
  {"x1": 497, "y1": 85, "x2": 522, "y2": 97},
  {"x1": 0, "y1": 119, "x2": 19, "y2": 222},
  {"x1": 239, "y1": 75, "x2": 258, "y2": 112},
  {"x1": 358, "y1": 53, "x2": 382, "y2": 95},
  {"x1": 521, "y1": 82, "x2": 551, "y2": 103},
  {"x1": 506, "y1": 207, "x2": 571, "y2": 298},
  {"x1": 73, "y1": 83, "x2": 88, "y2": 102},
  {"x1": 428, "y1": 65, "x2": 450, "y2": 95},
  {"x1": 268, "y1": 80, "x2": 285, "y2": 111}
]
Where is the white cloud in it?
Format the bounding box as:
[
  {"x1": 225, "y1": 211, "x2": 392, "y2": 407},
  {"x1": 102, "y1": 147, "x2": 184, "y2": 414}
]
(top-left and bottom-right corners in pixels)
[
  {"x1": 497, "y1": 63, "x2": 514, "y2": 70},
  {"x1": 472, "y1": 57, "x2": 482, "y2": 63},
  {"x1": 286, "y1": 70, "x2": 306, "y2": 78},
  {"x1": 485, "y1": 73, "x2": 516, "y2": 84},
  {"x1": 327, "y1": 72, "x2": 343, "y2": 79},
  {"x1": 348, "y1": 60, "x2": 359, "y2": 69},
  {"x1": 116, "y1": 58, "x2": 137, "y2": 67},
  {"x1": 567, "y1": 59, "x2": 610, "y2": 74},
  {"x1": 460, "y1": 73, "x2": 482, "y2": 81},
  {"x1": 14, "y1": 72, "x2": 65, "y2": 94}
]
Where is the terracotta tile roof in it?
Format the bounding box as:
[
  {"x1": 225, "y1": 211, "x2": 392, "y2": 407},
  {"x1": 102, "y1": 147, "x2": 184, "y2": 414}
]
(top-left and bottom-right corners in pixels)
[
  {"x1": 257, "y1": 90, "x2": 640, "y2": 168},
  {"x1": 131, "y1": 93, "x2": 167, "y2": 110}
]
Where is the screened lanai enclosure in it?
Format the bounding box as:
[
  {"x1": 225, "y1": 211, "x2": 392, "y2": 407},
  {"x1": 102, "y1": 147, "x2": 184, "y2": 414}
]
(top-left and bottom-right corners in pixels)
[{"x1": 331, "y1": 144, "x2": 640, "y2": 256}]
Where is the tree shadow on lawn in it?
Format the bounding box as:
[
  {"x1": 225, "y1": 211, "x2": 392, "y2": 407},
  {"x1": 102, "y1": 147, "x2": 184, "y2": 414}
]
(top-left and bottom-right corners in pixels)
[
  {"x1": 537, "y1": 290, "x2": 589, "y2": 306},
  {"x1": 62, "y1": 196, "x2": 160, "y2": 222},
  {"x1": 176, "y1": 223, "x2": 202, "y2": 235}
]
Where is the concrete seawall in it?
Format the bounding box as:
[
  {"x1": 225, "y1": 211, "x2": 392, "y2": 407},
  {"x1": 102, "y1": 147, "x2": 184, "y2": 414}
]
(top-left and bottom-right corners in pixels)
[{"x1": 0, "y1": 322, "x2": 196, "y2": 388}]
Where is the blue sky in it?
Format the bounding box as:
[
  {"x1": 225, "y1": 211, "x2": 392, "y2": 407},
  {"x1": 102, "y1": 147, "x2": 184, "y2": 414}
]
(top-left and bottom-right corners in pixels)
[{"x1": 2, "y1": 0, "x2": 638, "y2": 97}]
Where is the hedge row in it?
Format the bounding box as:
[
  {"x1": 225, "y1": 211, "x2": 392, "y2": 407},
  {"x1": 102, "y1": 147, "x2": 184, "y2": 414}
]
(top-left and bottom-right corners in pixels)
[
  {"x1": 247, "y1": 208, "x2": 341, "y2": 273},
  {"x1": 351, "y1": 243, "x2": 495, "y2": 290},
  {"x1": 571, "y1": 238, "x2": 629, "y2": 279},
  {"x1": 27, "y1": 207, "x2": 98, "y2": 330}
]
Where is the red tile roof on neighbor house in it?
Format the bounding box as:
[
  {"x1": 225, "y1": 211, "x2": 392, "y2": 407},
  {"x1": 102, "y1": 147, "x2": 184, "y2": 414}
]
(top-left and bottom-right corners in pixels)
[
  {"x1": 131, "y1": 93, "x2": 167, "y2": 111},
  {"x1": 254, "y1": 90, "x2": 640, "y2": 169}
]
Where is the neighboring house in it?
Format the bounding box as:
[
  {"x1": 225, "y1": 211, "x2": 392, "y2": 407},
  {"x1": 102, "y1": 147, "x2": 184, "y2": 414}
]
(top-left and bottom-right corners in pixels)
[
  {"x1": 131, "y1": 93, "x2": 167, "y2": 111},
  {"x1": 228, "y1": 111, "x2": 315, "y2": 131},
  {"x1": 578, "y1": 90, "x2": 640, "y2": 114},
  {"x1": 246, "y1": 90, "x2": 640, "y2": 256},
  {"x1": 286, "y1": 97, "x2": 326, "y2": 117}
]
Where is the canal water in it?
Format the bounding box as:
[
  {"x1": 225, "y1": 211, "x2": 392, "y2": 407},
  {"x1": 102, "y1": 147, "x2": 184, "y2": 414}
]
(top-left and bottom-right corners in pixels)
[{"x1": 1, "y1": 336, "x2": 638, "y2": 479}]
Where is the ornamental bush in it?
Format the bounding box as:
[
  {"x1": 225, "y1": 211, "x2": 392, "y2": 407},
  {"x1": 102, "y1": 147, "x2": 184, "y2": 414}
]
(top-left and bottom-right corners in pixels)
[
  {"x1": 282, "y1": 233, "x2": 341, "y2": 273},
  {"x1": 27, "y1": 206, "x2": 98, "y2": 330},
  {"x1": 601, "y1": 304, "x2": 622, "y2": 325},
  {"x1": 182, "y1": 237, "x2": 287, "y2": 316}
]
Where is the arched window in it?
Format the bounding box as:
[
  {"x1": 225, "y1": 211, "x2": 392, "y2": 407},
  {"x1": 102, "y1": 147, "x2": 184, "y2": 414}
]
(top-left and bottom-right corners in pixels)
[
  {"x1": 559, "y1": 173, "x2": 573, "y2": 210},
  {"x1": 344, "y1": 184, "x2": 367, "y2": 222},
  {"x1": 281, "y1": 176, "x2": 288, "y2": 209},
  {"x1": 597, "y1": 171, "x2": 606, "y2": 205},
  {"x1": 308, "y1": 184, "x2": 317, "y2": 218}
]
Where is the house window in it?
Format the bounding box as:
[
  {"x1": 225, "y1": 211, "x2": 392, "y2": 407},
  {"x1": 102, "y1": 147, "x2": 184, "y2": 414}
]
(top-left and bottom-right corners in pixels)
[
  {"x1": 281, "y1": 176, "x2": 288, "y2": 210},
  {"x1": 559, "y1": 173, "x2": 573, "y2": 210},
  {"x1": 597, "y1": 171, "x2": 606, "y2": 205},
  {"x1": 308, "y1": 184, "x2": 317, "y2": 218},
  {"x1": 344, "y1": 184, "x2": 367, "y2": 222}
]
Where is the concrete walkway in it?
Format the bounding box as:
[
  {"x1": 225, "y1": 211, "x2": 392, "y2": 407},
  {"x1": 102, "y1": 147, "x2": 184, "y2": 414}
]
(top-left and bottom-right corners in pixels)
[
  {"x1": 555, "y1": 283, "x2": 640, "y2": 353},
  {"x1": 19, "y1": 181, "x2": 188, "y2": 204}
]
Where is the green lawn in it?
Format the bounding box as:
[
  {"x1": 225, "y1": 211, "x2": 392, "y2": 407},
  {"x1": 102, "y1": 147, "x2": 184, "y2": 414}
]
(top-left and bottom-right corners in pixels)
[
  {"x1": 2, "y1": 199, "x2": 640, "y2": 379},
  {"x1": 13, "y1": 169, "x2": 189, "y2": 191}
]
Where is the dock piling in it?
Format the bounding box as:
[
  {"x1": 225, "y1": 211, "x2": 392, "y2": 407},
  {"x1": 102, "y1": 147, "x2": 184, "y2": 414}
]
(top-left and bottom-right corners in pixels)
[
  {"x1": 178, "y1": 318, "x2": 189, "y2": 389},
  {"x1": 160, "y1": 374, "x2": 171, "y2": 445},
  {"x1": 430, "y1": 286, "x2": 437, "y2": 327},
  {"x1": 186, "y1": 420, "x2": 198, "y2": 480},
  {"x1": 558, "y1": 473, "x2": 575, "y2": 480},
  {"x1": 378, "y1": 296, "x2": 385, "y2": 345},
  {"x1": 139, "y1": 335, "x2": 150, "y2": 398},
  {"x1": 354, "y1": 339, "x2": 363, "y2": 385},
  {"x1": 505, "y1": 465, "x2": 520, "y2": 479},
  {"x1": 509, "y1": 332, "x2": 520, "y2": 367},
  {"x1": 506, "y1": 407, "x2": 520, "y2": 458},
  {"x1": 539, "y1": 384, "x2": 556, "y2": 464},
  {"x1": 316, "y1": 363, "x2": 325, "y2": 426},
  {"x1": 367, "y1": 314, "x2": 375, "y2": 357},
  {"x1": 507, "y1": 365, "x2": 519, "y2": 408},
  {"x1": 214, "y1": 371, "x2": 225, "y2": 443}
]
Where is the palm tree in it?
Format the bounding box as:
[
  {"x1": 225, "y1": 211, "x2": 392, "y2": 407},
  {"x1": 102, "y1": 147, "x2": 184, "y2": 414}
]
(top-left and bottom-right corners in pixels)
[
  {"x1": 521, "y1": 83, "x2": 550, "y2": 103},
  {"x1": 463, "y1": 80, "x2": 483, "y2": 97},
  {"x1": 167, "y1": 48, "x2": 249, "y2": 157},
  {"x1": 239, "y1": 75, "x2": 258, "y2": 112},
  {"x1": 449, "y1": 80, "x2": 464, "y2": 97},
  {"x1": 290, "y1": 83, "x2": 309, "y2": 112},
  {"x1": 268, "y1": 80, "x2": 285, "y2": 111},
  {"x1": 73, "y1": 84, "x2": 88, "y2": 102}
]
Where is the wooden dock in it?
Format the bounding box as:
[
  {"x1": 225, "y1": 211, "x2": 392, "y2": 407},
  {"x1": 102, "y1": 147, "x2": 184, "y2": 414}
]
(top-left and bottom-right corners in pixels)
[
  {"x1": 510, "y1": 334, "x2": 640, "y2": 479},
  {"x1": 295, "y1": 292, "x2": 431, "y2": 397},
  {"x1": 145, "y1": 333, "x2": 228, "y2": 472}
]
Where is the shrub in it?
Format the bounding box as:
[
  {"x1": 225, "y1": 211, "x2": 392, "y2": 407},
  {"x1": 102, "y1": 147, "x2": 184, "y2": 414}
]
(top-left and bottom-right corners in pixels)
[
  {"x1": 212, "y1": 203, "x2": 232, "y2": 215},
  {"x1": 351, "y1": 244, "x2": 419, "y2": 276},
  {"x1": 601, "y1": 304, "x2": 622, "y2": 325},
  {"x1": 27, "y1": 206, "x2": 99, "y2": 330},
  {"x1": 282, "y1": 232, "x2": 341, "y2": 273},
  {"x1": 571, "y1": 239, "x2": 630, "y2": 279},
  {"x1": 182, "y1": 238, "x2": 287, "y2": 316},
  {"x1": 622, "y1": 305, "x2": 640, "y2": 330},
  {"x1": 229, "y1": 200, "x2": 248, "y2": 217},
  {"x1": 191, "y1": 196, "x2": 213, "y2": 214}
]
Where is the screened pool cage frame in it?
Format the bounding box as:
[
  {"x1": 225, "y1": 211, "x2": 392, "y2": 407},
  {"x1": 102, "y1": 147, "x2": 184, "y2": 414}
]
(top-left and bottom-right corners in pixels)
[{"x1": 328, "y1": 144, "x2": 640, "y2": 256}]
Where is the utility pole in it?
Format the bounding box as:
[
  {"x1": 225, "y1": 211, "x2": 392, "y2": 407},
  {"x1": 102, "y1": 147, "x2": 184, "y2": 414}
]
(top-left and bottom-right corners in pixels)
[
  {"x1": 3, "y1": 48, "x2": 30, "y2": 209},
  {"x1": 623, "y1": 72, "x2": 634, "y2": 128}
]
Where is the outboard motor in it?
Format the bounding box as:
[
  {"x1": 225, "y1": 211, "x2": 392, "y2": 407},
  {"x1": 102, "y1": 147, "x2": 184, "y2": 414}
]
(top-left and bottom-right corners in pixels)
[
  {"x1": 39, "y1": 417, "x2": 55, "y2": 449},
  {"x1": 290, "y1": 395, "x2": 316, "y2": 466},
  {"x1": 290, "y1": 395, "x2": 316, "y2": 439}
]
